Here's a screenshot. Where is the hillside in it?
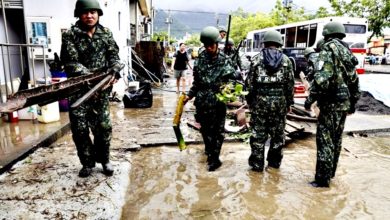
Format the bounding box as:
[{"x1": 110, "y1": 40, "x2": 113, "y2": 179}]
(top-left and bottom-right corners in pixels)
[{"x1": 154, "y1": 9, "x2": 229, "y2": 39}]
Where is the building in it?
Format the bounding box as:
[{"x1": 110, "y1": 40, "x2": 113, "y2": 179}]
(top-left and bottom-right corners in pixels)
[{"x1": 0, "y1": 0, "x2": 153, "y2": 102}]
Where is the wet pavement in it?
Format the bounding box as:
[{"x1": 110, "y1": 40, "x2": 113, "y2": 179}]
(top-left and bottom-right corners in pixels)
[
  {"x1": 0, "y1": 76, "x2": 390, "y2": 219},
  {"x1": 364, "y1": 64, "x2": 390, "y2": 73}
]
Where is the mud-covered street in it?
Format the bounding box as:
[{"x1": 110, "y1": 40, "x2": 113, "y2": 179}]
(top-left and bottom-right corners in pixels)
[{"x1": 0, "y1": 78, "x2": 390, "y2": 219}]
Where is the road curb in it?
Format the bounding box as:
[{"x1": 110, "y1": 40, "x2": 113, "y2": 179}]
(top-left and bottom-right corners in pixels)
[{"x1": 0, "y1": 123, "x2": 71, "y2": 174}]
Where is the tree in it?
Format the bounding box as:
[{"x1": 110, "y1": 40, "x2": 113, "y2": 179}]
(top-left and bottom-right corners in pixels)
[
  {"x1": 185, "y1": 34, "x2": 201, "y2": 47},
  {"x1": 329, "y1": 0, "x2": 390, "y2": 39},
  {"x1": 152, "y1": 31, "x2": 168, "y2": 42}
]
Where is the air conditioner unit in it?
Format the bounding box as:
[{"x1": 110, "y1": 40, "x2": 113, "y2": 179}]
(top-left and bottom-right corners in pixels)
[{"x1": 0, "y1": 0, "x2": 23, "y2": 9}]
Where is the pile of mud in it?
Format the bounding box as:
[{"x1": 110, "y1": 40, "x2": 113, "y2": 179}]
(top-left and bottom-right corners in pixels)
[{"x1": 356, "y1": 91, "x2": 390, "y2": 115}]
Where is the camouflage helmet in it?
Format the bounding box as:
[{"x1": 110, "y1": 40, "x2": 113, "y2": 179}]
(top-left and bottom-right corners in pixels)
[
  {"x1": 316, "y1": 38, "x2": 325, "y2": 51},
  {"x1": 304, "y1": 47, "x2": 315, "y2": 57},
  {"x1": 322, "y1": 21, "x2": 346, "y2": 38},
  {"x1": 218, "y1": 26, "x2": 227, "y2": 33},
  {"x1": 227, "y1": 38, "x2": 234, "y2": 46},
  {"x1": 200, "y1": 26, "x2": 220, "y2": 45},
  {"x1": 74, "y1": 0, "x2": 103, "y2": 17},
  {"x1": 263, "y1": 30, "x2": 283, "y2": 46}
]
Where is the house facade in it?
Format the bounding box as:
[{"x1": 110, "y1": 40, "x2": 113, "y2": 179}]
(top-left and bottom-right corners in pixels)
[{"x1": 0, "y1": 0, "x2": 153, "y2": 102}]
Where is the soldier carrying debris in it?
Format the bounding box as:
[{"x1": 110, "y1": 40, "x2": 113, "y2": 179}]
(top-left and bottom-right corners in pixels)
[{"x1": 60, "y1": 0, "x2": 121, "y2": 177}]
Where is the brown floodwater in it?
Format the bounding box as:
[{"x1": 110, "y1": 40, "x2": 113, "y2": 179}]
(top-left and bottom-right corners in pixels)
[{"x1": 120, "y1": 134, "x2": 390, "y2": 219}]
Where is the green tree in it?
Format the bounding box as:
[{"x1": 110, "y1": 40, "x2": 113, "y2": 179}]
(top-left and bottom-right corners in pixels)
[
  {"x1": 152, "y1": 31, "x2": 168, "y2": 41},
  {"x1": 185, "y1": 34, "x2": 201, "y2": 46},
  {"x1": 230, "y1": 9, "x2": 275, "y2": 43},
  {"x1": 329, "y1": 0, "x2": 390, "y2": 39}
]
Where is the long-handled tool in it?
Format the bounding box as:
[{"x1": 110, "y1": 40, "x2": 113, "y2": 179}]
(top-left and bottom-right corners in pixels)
[{"x1": 173, "y1": 93, "x2": 187, "y2": 151}]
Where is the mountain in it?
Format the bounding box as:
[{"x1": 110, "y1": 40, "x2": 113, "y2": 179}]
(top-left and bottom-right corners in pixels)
[{"x1": 153, "y1": 9, "x2": 229, "y2": 39}]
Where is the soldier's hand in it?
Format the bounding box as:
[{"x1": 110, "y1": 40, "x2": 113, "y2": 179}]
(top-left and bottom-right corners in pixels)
[
  {"x1": 183, "y1": 96, "x2": 192, "y2": 105},
  {"x1": 102, "y1": 76, "x2": 117, "y2": 90},
  {"x1": 304, "y1": 100, "x2": 311, "y2": 111}
]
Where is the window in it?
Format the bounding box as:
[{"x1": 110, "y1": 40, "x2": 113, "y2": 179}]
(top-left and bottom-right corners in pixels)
[
  {"x1": 286, "y1": 27, "x2": 296, "y2": 47},
  {"x1": 296, "y1": 25, "x2": 309, "y2": 48},
  {"x1": 344, "y1": 24, "x2": 366, "y2": 34},
  {"x1": 308, "y1": 23, "x2": 317, "y2": 47}
]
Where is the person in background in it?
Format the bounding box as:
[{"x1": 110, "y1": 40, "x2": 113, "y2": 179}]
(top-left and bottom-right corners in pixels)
[
  {"x1": 183, "y1": 26, "x2": 236, "y2": 171},
  {"x1": 245, "y1": 30, "x2": 295, "y2": 172},
  {"x1": 60, "y1": 0, "x2": 120, "y2": 177},
  {"x1": 171, "y1": 43, "x2": 192, "y2": 94},
  {"x1": 304, "y1": 21, "x2": 360, "y2": 187}
]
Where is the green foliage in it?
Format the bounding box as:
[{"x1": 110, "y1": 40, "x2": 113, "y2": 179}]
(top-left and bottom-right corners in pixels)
[
  {"x1": 216, "y1": 83, "x2": 248, "y2": 104},
  {"x1": 329, "y1": 0, "x2": 390, "y2": 39},
  {"x1": 229, "y1": 0, "x2": 332, "y2": 42},
  {"x1": 185, "y1": 34, "x2": 201, "y2": 46},
  {"x1": 152, "y1": 31, "x2": 168, "y2": 41}
]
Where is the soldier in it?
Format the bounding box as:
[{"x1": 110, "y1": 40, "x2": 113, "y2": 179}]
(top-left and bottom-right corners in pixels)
[
  {"x1": 304, "y1": 21, "x2": 360, "y2": 187},
  {"x1": 246, "y1": 30, "x2": 295, "y2": 172},
  {"x1": 301, "y1": 47, "x2": 318, "y2": 82},
  {"x1": 60, "y1": 0, "x2": 120, "y2": 177},
  {"x1": 183, "y1": 26, "x2": 236, "y2": 171}
]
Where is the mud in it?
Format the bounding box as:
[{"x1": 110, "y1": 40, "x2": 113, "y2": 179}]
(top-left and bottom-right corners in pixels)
[
  {"x1": 0, "y1": 133, "x2": 132, "y2": 220},
  {"x1": 356, "y1": 91, "x2": 390, "y2": 115},
  {"x1": 120, "y1": 135, "x2": 390, "y2": 219},
  {"x1": 1, "y1": 77, "x2": 390, "y2": 219}
]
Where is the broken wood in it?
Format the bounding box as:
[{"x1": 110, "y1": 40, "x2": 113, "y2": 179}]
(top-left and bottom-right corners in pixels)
[{"x1": 0, "y1": 64, "x2": 124, "y2": 113}]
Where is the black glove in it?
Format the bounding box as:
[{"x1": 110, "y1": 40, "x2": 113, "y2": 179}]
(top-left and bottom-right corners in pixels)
[{"x1": 304, "y1": 100, "x2": 312, "y2": 110}]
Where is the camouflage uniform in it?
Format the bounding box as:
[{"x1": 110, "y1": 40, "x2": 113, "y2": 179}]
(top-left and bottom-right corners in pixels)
[
  {"x1": 305, "y1": 38, "x2": 360, "y2": 185},
  {"x1": 60, "y1": 21, "x2": 120, "y2": 168},
  {"x1": 187, "y1": 49, "x2": 235, "y2": 165},
  {"x1": 246, "y1": 48, "x2": 294, "y2": 171},
  {"x1": 304, "y1": 52, "x2": 319, "y2": 82}
]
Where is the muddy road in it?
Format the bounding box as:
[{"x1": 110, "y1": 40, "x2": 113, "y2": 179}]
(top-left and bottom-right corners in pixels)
[
  {"x1": 0, "y1": 85, "x2": 390, "y2": 219},
  {"x1": 120, "y1": 135, "x2": 390, "y2": 219}
]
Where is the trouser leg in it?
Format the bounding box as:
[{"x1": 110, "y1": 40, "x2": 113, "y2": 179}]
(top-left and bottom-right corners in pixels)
[
  {"x1": 248, "y1": 113, "x2": 267, "y2": 171},
  {"x1": 90, "y1": 91, "x2": 112, "y2": 164},
  {"x1": 267, "y1": 115, "x2": 286, "y2": 168},
  {"x1": 69, "y1": 103, "x2": 95, "y2": 168}
]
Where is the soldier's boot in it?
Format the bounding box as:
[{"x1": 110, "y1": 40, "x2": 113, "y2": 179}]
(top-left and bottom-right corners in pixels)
[
  {"x1": 309, "y1": 179, "x2": 330, "y2": 188},
  {"x1": 267, "y1": 143, "x2": 283, "y2": 169},
  {"x1": 79, "y1": 166, "x2": 93, "y2": 178},
  {"x1": 207, "y1": 155, "x2": 222, "y2": 172},
  {"x1": 248, "y1": 154, "x2": 264, "y2": 172},
  {"x1": 102, "y1": 162, "x2": 114, "y2": 176},
  {"x1": 249, "y1": 138, "x2": 264, "y2": 172}
]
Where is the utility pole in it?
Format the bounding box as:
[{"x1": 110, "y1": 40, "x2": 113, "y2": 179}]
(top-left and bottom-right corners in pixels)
[
  {"x1": 215, "y1": 13, "x2": 219, "y2": 27},
  {"x1": 165, "y1": 10, "x2": 173, "y2": 46},
  {"x1": 283, "y1": 0, "x2": 293, "y2": 24}
]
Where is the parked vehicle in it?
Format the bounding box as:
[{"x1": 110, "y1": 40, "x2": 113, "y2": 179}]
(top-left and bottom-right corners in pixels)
[{"x1": 241, "y1": 16, "x2": 368, "y2": 75}]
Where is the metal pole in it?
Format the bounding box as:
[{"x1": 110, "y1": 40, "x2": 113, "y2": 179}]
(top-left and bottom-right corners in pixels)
[
  {"x1": 1, "y1": 0, "x2": 10, "y2": 43},
  {"x1": 1, "y1": 46, "x2": 9, "y2": 98},
  {"x1": 1, "y1": 0, "x2": 13, "y2": 95},
  {"x1": 0, "y1": 46, "x2": 6, "y2": 102},
  {"x1": 31, "y1": 48, "x2": 36, "y2": 87},
  {"x1": 166, "y1": 10, "x2": 172, "y2": 45},
  {"x1": 42, "y1": 46, "x2": 48, "y2": 85},
  {"x1": 19, "y1": 46, "x2": 24, "y2": 79}
]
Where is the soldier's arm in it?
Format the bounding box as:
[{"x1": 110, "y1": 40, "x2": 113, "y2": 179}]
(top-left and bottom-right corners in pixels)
[
  {"x1": 60, "y1": 30, "x2": 89, "y2": 76},
  {"x1": 305, "y1": 51, "x2": 333, "y2": 109},
  {"x1": 285, "y1": 57, "x2": 295, "y2": 107},
  {"x1": 186, "y1": 59, "x2": 200, "y2": 99},
  {"x1": 103, "y1": 28, "x2": 121, "y2": 79}
]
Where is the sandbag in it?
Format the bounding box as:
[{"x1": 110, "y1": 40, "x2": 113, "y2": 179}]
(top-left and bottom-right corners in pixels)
[{"x1": 123, "y1": 82, "x2": 153, "y2": 108}]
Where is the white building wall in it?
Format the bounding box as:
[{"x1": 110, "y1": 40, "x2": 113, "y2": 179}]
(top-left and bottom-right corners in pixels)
[{"x1": 22, "y1": 0, "x2": 130, "y2": 81}]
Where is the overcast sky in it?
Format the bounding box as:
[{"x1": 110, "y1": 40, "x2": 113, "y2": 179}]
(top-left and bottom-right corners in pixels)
[{"x1": 154, "y1": 0, "x2": 332, "y2": 14}]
